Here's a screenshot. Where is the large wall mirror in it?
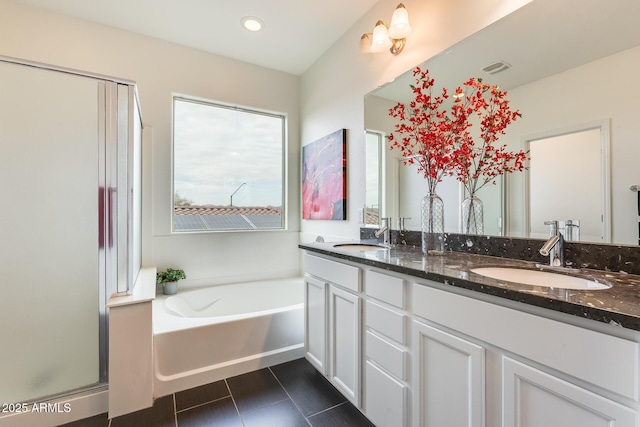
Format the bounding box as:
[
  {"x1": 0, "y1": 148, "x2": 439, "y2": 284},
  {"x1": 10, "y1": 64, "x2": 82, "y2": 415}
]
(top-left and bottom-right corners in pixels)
[{"x1": 364, "y1": 0, "x2": 640, "y2": 246}]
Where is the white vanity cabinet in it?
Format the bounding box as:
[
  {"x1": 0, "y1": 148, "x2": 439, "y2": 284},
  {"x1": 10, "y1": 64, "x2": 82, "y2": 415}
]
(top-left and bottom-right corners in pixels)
[
  {"x1": 302, "y1": 250, "x2": 640, "y2": 427},
  {"x1": 364, "y1": 270, "x2": 410, "y2": 427},
  {"x1": 304, "y1": 253, "x2": 362, "y2": 406},
  {"x1": 413, "y1": 281, "x2": 640, "y2": 427}
]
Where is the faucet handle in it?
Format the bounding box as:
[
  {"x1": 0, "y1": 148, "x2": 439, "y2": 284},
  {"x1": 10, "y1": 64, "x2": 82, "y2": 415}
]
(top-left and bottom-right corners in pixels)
[
  {"x1": 563, "y1": 220, "x2": 580, "y2": 242},
  {"x1": 544, "y1": 220, "x2": 559, "y2": 234},
  {"x1": 397, "y1": 217, "x2": 411, "y2": 230}
]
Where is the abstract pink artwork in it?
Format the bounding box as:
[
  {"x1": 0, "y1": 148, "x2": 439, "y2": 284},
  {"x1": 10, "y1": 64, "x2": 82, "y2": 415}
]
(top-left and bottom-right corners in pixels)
[{"x1": 302, "y1": 129, "x2": 347, "y2": 220}]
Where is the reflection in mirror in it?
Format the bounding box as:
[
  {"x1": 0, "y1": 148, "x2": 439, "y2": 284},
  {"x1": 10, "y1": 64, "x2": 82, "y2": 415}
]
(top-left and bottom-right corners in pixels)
[
  {"x1": 365, "y1": 130, "x2": 382, "y2": 226},
  {"x1": 398, "y1": 161, "x2": 460, "y2": 233},
  {"x1": 526, "y1": 123, "x2": 610, "y2": 242},
  {"x1": 364, "y1": 0, "x2": 640, "y2": 245},
  {"x1": 397, "y1": 160, "x2": 504, "y2": 235}
]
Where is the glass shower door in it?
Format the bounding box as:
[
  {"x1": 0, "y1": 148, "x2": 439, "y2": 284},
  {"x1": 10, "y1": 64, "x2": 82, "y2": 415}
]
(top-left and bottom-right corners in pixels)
[{"x1": 0, "y1": 60, "x2": 102, "y2": 403}]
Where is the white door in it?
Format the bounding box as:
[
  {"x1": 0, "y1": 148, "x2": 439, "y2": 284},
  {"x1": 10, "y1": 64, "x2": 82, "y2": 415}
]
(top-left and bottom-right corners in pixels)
[
  {"x1": 304, "y1": 274, "x2": 327, "y2": 374},
  {"x1": 502, "y1": 357, "x2": 638, "y2": 427},
  {"x1": 329, "y1": 284, "x2": 361, "y2": 405},
  {"x1": 527, "y1": 126, "x2": 608, "y2": 242},
  {"x1": 413, "y1": 320, "x2": 485, "y2": 427}
]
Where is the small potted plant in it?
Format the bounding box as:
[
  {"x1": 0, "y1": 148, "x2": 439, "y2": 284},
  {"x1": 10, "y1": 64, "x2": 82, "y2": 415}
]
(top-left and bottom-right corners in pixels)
[{"x1": 156, "y1": 268, "x2": 186, "y2": 295}]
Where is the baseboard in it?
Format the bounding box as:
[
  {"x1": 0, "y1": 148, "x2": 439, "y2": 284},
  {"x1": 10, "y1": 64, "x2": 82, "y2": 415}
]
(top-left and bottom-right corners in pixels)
[{"x1": 0, "y1": 388, "x2": 108, "y2": 427}]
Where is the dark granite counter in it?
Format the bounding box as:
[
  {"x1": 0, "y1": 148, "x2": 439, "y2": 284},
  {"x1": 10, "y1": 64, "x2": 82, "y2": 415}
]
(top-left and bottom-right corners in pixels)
[{"x1": 299, "y1": 241, "x2": 640, "y2": 331}]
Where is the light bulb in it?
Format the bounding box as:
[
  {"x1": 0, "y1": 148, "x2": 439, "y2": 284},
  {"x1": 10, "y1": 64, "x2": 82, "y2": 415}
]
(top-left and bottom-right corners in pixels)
[
  {"x1": 241, "y1": 16, "x2": 263, "y2": 32},
  {"x1": 371, "y1": 21, "x2": 392, "y2": 53},
  {"x1": 388, "y1": 4, "x2": 411, "y2": 39}
]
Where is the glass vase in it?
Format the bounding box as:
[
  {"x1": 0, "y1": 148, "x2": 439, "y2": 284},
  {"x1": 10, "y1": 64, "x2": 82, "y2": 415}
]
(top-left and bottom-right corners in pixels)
[
  {"x1": 461, "y1": 196, "x2": 484, "y2": 235},
  {"x1": 421, "y1": 192, "x2": 445, "y2": 255}
]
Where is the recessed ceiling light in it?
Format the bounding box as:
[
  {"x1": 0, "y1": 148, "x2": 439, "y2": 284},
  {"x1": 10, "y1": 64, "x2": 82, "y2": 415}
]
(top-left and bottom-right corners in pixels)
[{"x1": 241, "y1": 16, "x2": 264, "y2": 32}]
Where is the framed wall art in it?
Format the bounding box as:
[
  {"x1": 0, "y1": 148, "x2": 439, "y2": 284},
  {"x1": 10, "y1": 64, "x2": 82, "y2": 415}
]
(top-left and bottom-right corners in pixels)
[{"x1": 302, "y1": 129, "x2": 347, "y2": 220}]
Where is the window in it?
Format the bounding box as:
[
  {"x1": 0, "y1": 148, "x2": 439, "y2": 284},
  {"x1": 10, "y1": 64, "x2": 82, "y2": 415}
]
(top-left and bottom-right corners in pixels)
[
  {"x1": 172, "y1": 97, "x2": 285, "y2": 232},
  {"x1": 365, "y1": 130, "x2": 382, "y2": 226}
]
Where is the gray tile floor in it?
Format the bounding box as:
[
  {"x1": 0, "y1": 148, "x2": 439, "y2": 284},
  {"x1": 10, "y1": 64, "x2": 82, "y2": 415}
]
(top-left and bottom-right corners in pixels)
[{"x1": 62, "y1": 358, "x2": 375, "y2": 427}]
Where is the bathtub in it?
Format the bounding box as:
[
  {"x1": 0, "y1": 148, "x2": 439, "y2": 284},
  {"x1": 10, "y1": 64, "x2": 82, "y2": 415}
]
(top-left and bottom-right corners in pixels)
[{"x1": 152, "y1": 277, "x2": 305, "y2": 397}]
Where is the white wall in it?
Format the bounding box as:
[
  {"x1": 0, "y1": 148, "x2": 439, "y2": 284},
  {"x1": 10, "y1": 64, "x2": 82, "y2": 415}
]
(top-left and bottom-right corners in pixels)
[
  {"x1": 300, "y1": 0, "x2": 532, "y2": 243},
  {"x1": 0, "y1": 0, "x2": 301, "y2": 282},
  {"x1": 505, "y1": 45, "x2": 640, "y2": 245},
  {"x1": 0, "y1": 0, "x2": 538, "y2": 280}
]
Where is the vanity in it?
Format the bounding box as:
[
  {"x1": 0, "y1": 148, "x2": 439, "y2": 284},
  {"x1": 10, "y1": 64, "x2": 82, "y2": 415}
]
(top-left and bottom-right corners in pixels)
[
  {"x1": 299, "y1": 236, "x2": 640, "y2": 427},
  {"x1": 301, "y1": 0, "x2": 640, "y2": 425}
]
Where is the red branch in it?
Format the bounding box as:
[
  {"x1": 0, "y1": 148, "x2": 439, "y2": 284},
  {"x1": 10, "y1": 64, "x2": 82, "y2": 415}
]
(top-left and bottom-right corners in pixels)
[
  {"x1": 388, "y1": 67, "x2": 456, "y2": 194},
  {"x1": 388, "y1": 67, "x2": 529, "y2": 196}
]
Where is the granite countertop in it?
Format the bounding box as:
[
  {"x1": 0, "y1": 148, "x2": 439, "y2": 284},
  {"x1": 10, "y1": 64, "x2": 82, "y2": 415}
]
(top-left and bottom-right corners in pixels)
[{"x1": 299, "y1": 241, "x2": 640, "y2": 331}]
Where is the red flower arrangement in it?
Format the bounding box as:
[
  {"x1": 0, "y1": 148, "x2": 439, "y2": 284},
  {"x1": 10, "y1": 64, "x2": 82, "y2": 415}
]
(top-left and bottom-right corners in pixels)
[
  {"x1": 449, "y1": 77, "x2": 527, "y2": 196},
  {"x1": 388, "y1": 67, "x2": 457, "y2": 194},
  {"x1": 388, "y1": 66, "x2": 528, "y2": 197}
]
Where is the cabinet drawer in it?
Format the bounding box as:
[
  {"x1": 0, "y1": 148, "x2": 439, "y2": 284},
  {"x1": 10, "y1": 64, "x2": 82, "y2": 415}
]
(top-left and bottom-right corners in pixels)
[
  {"x1": 365, "y1": 361, "x2": 407, "y2": 427},
  {"x1": 366, "y1": 270, "x2": 406, "y2": 308},
  {"x1": 304, "y1": 253, "x2": 361, "y2": 292},
  {"x1": 366, "y1": 331, "x2": 407, "y2": 380},
  {"x1": 366, "y1": 300, "x2": 406, "y2": 344}
]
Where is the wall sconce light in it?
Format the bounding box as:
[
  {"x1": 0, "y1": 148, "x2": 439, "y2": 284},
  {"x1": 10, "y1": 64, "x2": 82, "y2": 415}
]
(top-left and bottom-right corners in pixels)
[{"x1": 360, "y1": 3, "x2": 412, "y2": 55}]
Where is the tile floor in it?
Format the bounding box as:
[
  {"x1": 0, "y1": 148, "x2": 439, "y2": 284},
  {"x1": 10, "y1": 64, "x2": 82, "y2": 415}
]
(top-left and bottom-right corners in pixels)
[{"x1": 62, "y1": 358, "x2": 375, "y2": 427}]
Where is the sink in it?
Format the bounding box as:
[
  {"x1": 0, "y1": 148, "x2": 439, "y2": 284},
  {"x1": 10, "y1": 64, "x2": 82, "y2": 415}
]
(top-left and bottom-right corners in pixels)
[
  {"x1": 470, "y1": 267, "x2": 611, "y2": 290},
  {"x1": 333, "y1": 243, "x2": 386, "y2": 251}
]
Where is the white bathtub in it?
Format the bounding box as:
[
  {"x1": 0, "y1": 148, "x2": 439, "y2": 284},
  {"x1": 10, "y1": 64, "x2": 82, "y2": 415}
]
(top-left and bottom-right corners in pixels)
[{"x1": 152, "y1": 277, "x2": 305, "y2": 397}]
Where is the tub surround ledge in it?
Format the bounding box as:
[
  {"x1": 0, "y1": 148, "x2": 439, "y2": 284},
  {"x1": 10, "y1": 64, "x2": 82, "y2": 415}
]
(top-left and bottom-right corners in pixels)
[
  {"x1": 299, "y1": 240, "x2": 640, "y2": 332},
  {"x1": 107, "y1": 267, "x2": 156, "y2": 418},
  {"x1": 107, "y1": 266, "x2": 157, "y2": 308}
]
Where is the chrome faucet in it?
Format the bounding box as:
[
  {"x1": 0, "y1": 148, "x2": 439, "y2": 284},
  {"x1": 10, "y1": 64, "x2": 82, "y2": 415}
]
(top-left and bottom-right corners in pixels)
[
  {"x1": 394, "y1": 216, "x2": 410, "y2": 246},
  {"x1": 397, "y1": 217, "x2": 410, "y2": 231},
  {"x1": 539, "y1": 220, "x2": 564, "y2": 267},
  {"x1": 375, "y1": 217, "x2": 391, "y2": 246},
  {"x1": 562, "y1": 220, "x2": 580, "y2": 242}
]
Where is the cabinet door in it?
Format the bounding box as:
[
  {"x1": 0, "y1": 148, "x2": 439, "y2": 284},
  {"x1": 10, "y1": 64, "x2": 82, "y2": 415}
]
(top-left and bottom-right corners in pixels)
[
  {"x1": 305, "y1": 275, "x2": 327, "y2": 374},
  {"x1": 329, "y1": 285, "x2": 361, "y2": 406},
  {"x1": 413, "y1": 321, "x2": 485, "y2": 427},
  {"x1": 503, "y1": 357, "x2": 638, "y2": 427}
]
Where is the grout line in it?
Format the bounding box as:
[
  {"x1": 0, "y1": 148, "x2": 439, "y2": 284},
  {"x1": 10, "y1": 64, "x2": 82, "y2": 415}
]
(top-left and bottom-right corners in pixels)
[
  {"x1": 224, "y1": 378, "x2": 246, "y2": 427},
  {"x1": 268, "y1": 366, "x2": 313, "y2": 426},
  {"x1": 174, "y1": 395, "x2": 233, "y2": 414},
  {"x1": 307, "y1": 401, "x2": 347, "y2": 419},
  {"x1": 172, "y1": 393, "x2": 178, "y2": 427}
]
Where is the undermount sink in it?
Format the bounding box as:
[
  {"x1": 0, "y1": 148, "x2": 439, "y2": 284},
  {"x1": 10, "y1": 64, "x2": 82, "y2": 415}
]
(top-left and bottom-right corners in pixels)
[
  {"x1": 470, "y1": 267, "x2": 611, "y2": 290},
  {"x1": 333, "y1": 243, "x2": 387, "y2": 251}
]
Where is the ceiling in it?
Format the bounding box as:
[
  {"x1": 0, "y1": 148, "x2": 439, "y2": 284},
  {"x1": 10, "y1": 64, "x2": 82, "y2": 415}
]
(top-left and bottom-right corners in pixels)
[
  {"x1": 8, "y1": 0, "x2": 378, "y2": 75},
  {"x1": 373, "y1": 0, "x2": 640, "y2": 103}
]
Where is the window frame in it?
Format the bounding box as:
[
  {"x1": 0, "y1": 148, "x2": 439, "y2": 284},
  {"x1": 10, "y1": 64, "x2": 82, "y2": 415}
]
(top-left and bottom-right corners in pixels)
[{"x1": 171, "y1": 95, "x2": 288, "y2": 233}]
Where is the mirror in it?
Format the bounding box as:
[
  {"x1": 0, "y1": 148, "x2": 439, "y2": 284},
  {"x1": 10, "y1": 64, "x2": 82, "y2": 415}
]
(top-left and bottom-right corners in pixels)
[
  {"x1": 526, "y1": 124, "x2": 610, "y2": 242},
  {"x1": 364, "y1": 0, "x2": 640, "y2": 245}
]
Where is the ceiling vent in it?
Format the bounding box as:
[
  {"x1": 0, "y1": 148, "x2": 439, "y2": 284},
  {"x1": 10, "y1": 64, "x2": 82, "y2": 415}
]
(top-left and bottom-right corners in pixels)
[{"x1": 481, "y1": 60, "x2": 511, "y2": 74}]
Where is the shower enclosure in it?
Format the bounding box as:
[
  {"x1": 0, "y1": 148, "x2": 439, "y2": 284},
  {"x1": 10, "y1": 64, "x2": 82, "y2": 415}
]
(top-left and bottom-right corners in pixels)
[{"x1": 0, "y1": 57, "x2": 141, "y2": 405}]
